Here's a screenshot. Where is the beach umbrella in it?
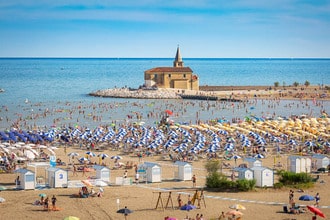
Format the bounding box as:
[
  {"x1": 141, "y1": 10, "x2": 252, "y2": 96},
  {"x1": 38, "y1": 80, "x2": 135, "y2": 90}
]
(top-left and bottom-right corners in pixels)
[
  {"x1": 78, "y1": 157, "x2": 89, "y2": 162},
  {"x1": 0, "y1": 197, "x2": 5, "y2": 203},
  {"x1": 39, "y1": 193, "x2": 47, "y2": 198},
  {"x1": 229, "y1": 204, "x2": 246, "y2": 210},
  {"x1": 231, "y1": 155, "x2": 241, "y2": 160},
  {"x1": 254, "y1": 154, "x2": 264, "y2": 159},
  {"x1": 111, "y1": 155, "x2": 123, "y2": 160},
  {"x1": 307, "y1": 205, "x2": 326, "y2": 218},
  {"x1": 0, "y1": 185, "x2": 7, "y2": 191},
  {"x1": 67, "y1": 152, "x2": 79, "y2": 157},
  {"x1": 85, "y1": 151, "x2": 96, "y2": 157},
  {"x1": 98, "y1": 153, "x2": 109, "y2": 159},
  {"x1": 299, "y1": 195, "x2": 314, "y2": 201},
  {"x1": 117, "y1": 206, "x2": 133, "y2": 220},
  {"x1": 165, "y1": 109, "x2": 173, "y2": 115},
  {"x1": 63, "y1": 216, "x2": 80, "y2": 220},
  {"x1": 180, "y1": 204, "x2": 196, "y2": 211}
]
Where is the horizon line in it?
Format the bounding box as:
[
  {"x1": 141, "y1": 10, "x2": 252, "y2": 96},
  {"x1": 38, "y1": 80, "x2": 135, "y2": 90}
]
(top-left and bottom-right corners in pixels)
[{"x1": 1, "y1": 57, "x2": 330, "y2": 59}]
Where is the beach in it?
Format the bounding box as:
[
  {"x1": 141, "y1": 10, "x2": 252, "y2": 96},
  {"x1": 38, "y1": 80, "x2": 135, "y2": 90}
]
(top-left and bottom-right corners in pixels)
[
  {"x1": 0, "y1": 145, "x2": 330, "y2": 220},
  {"x1": 1, "y1": 98, "x2": 330, "y2": 220}
]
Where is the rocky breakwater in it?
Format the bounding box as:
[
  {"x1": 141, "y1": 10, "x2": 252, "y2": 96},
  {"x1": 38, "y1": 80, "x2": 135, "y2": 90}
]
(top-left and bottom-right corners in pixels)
[{"x1": 89, "y1": 88, "x2": 182, "y2": 99}]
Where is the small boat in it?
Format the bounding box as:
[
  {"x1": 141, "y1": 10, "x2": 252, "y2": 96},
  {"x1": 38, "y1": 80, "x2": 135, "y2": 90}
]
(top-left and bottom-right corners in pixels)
[{"x1": 0, "y1": 88, "x2": 4, "y2": 93}]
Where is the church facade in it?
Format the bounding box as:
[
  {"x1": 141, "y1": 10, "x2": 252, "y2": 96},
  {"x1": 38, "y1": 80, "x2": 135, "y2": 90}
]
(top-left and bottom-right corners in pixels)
[{"x1": 144, "y1": 47, "x2": 199, "y2": 90}]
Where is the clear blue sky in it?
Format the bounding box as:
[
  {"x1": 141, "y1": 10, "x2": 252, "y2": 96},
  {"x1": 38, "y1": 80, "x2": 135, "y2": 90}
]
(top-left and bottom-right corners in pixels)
[{"x1": 0, "y1": 0, "x2": 330, "y2": 58}]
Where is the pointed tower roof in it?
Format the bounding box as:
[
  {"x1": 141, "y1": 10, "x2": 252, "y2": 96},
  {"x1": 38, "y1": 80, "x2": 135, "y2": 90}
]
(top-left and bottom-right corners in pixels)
[
  {"x1": 175, "y1": 46, "x2": 182, "y2": 62},
  {"x1": 173, "y1": 45, "x2": 184, "y2": 67}
]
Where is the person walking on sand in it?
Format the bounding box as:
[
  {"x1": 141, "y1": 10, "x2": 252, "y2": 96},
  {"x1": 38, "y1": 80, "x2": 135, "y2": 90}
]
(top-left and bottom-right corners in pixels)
[
  {"x1": 44, "y1": 197, "x2": 49, "y2": 210},
  {"x1": 192, "y1": 175, "x2": 196, "y2": 188},
  {"x1": 314, "y1": 192, "x2": 320, "y2": 207},
  {"x1": 73, "y1": 164, "x2": 78, "y2": 176},
  {"x1": 82, "y1": 164, "x2": 87, "y2": 177},
  {"x1": 51, "y1": 195, "x2": 57, "y2": 210}
]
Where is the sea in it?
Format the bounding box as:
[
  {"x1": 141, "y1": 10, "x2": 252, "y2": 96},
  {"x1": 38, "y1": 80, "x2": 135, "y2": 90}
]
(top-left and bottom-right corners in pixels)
[{"x1": 0, "y1": 58, "x2": 329, "y2": 130}]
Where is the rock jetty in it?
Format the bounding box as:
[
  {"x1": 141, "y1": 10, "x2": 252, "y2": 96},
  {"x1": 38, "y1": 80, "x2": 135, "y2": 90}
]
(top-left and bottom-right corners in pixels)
[{"x1": 89, "y1": 88, "x2": 182, "y2": 99}]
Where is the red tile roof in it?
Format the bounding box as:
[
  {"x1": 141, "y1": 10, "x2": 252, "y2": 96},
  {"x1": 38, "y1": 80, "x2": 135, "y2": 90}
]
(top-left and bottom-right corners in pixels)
[{"x1": 145, "y1": 67, "x2": 193, "y2": 73}]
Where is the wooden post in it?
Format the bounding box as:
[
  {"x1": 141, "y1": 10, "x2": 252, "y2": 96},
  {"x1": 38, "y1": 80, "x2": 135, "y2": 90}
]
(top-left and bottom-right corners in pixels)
[
  {"x1": 165, "y1": 191, "x2": 174, "y2": 209},
  {"x1": 155, "y1": 192, "x2": 164, "y2": 210}
]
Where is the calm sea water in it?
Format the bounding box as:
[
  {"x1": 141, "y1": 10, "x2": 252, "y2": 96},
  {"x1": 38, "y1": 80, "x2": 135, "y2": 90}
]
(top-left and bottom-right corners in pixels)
[{"x1": 0, "y1": 58, "x2": 329, "y2": 129}]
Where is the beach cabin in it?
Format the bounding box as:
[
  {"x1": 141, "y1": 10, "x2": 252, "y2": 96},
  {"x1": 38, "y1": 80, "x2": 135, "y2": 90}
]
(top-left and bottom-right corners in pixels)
[
  {"x1": 139, "y1": 162, "x2": 162, "y2": 183},
  {"x1": 288, "y1": 156, "x2": 311, "y2": 173},
  {"x1": 15, "y1": 168, "x2": 35, "y2": 190},
  {"x1": 48, "y1": 167, "x2": 68, "y2": 188},
  {"x1": 236, "y1": 168, "x2": 254, "y2": 180},
  {"x1": 251, "y1": 166, "x2": 274, "y2": 187},
  {"x1": 93, "y1": 165, "x2": 110, "y2": 182},
  {"x1": 174, "y1": 161, "x2": 192, "y2": 181},
  {"x1": 244, "y1": 158, "x2": 262, "y2": 168},
  {"x1": 312, "y1": 154, "x2": 330, "y2": 169}
]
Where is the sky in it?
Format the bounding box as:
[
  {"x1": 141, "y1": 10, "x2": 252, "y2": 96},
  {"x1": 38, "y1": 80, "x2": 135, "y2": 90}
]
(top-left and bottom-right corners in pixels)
[{"x1": 0, "y1": 0, "x2": 330, "y2": 58}]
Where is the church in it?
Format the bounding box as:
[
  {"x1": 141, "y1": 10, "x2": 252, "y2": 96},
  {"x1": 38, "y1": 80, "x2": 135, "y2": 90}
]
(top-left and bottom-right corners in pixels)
[{"x1": 144, "y1": 47, "x2": 199, "y2": 90}]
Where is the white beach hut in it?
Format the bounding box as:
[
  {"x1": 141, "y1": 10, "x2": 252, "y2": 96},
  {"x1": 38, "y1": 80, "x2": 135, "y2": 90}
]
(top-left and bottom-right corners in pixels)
[
  {"x1": 244, "y1": 158, "x2": 262, "y2": 168},
  {"x1": 236, "y1": 167, "x2": 254, "y2": 180},
  {"x1": 140, "y1": 162, "x2": 161, "y2": 183},
  {"x1": 288, "y1": 156, "x2": 311, "y2": 173},
  {"x1": 251, "y1": 166, "x2": 274, "y2": 187},
  {"x1": 174, "y1": 161, "x2": 192, "y2": 181},
  {"x1": 47, "y1": 167, "x2": 68, "y2": 188},
  {"x1": 93, "y1": 165, "x2": 110, "y2": 182},
  {"x1": 312, "y1": 154, "x2": 330, "y2": 169},
  {"x1": 15, "y1": 168, "x2": 35, "y2": 190}
]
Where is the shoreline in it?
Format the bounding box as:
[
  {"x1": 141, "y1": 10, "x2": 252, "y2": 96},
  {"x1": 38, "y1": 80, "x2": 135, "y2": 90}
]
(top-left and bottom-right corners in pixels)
[{"x1": 89, "y1": 85, "x2": 329, "y2": 101}]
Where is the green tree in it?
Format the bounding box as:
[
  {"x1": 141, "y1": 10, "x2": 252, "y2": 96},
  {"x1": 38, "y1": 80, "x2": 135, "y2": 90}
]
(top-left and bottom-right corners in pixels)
[
  {"x1": 293, "y1": 81, "x2": 299, "y2": 87},
  {"x1": 304, "y1": 80, "x2": 310, "y2": 88},
  {"x1": 204, "y1": 160, "x2": 220, "y2": 174},
  {"x1": 274, "y1": 82, "x2": 279, "y2": 88}
]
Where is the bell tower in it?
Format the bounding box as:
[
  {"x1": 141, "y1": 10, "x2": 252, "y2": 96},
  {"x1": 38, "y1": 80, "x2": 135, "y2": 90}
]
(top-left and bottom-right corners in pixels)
[{"x1": 173, "y1": 45, "x2": 184, "y2": 67}]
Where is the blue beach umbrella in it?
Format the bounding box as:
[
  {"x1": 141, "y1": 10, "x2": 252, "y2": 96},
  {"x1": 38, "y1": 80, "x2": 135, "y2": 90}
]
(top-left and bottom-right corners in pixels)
[
  {"x1": 299, "y1": 195, "x2": 314, "y2": 201},
  {"x1": 85, "y1": 151, "x2": 96, "y2": 157}
]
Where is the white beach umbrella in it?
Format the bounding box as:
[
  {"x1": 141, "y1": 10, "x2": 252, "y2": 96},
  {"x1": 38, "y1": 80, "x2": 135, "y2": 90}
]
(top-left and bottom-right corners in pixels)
[
  {"x1": 24, "y1": 150, "x2": 35, "y2": 160},
  {"x1": 68, "y1": 152, "x2": 79, "y2": 157}
]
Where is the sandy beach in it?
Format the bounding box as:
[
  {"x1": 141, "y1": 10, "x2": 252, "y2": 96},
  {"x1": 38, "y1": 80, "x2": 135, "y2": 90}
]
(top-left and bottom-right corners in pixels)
[
  {"x1": 0, "y1": 145, "x2": 330, "y2": 220},
  {"x1": 0, "y1": 86, "x2": 329, "y2": 220}
]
